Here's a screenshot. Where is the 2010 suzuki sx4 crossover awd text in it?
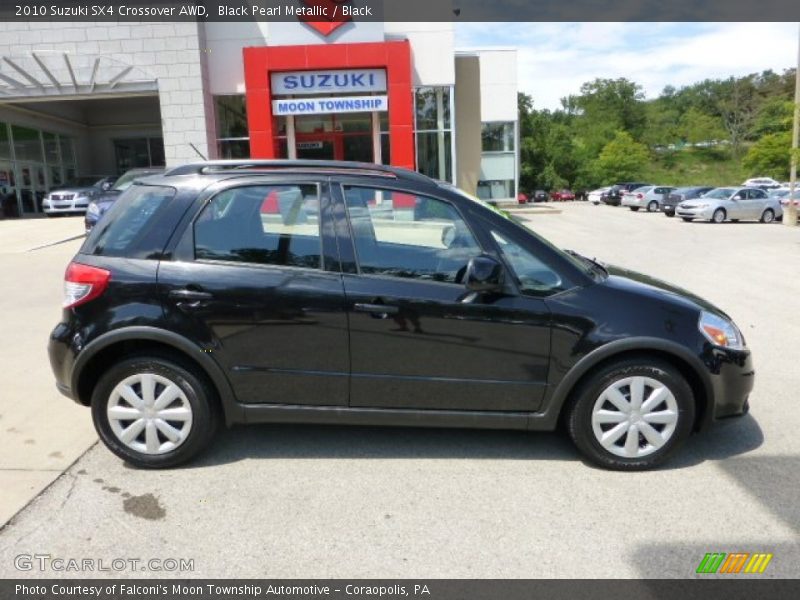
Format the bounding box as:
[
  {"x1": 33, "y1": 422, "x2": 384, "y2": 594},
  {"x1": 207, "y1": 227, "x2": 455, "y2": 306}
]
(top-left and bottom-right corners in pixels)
[{"x1": 49, "y1": 161, "x2": 754, "y2": 470}]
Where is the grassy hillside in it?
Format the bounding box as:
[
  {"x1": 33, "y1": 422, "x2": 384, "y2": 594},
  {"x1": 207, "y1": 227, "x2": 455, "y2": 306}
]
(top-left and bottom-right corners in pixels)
[{"x1": 640, "y1": 148, "x2": 748, "y2": 187}]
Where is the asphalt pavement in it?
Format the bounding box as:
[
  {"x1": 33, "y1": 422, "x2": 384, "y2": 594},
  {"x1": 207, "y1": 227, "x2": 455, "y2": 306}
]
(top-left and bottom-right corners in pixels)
[{"x1": 0, "y1": 204, "x2": 798, "y2": 578}]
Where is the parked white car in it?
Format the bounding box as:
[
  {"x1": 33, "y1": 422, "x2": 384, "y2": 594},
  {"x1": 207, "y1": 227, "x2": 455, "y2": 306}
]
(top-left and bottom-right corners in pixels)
[
  {"x1": 676, "y1": 186, "x2": 783, "y2": 223},
  {"x1": 42, "y1": 176, "x2": 115, "y2": 216},
  {"x1": 621, "y1": 185, "x2": 676, "y2": 212},
  {"x1": 742, "y1": 177, "x2": 782, "y2": 189},
  {"x1": 587, "y1": 186, "x2": 611, "y2": 205}
]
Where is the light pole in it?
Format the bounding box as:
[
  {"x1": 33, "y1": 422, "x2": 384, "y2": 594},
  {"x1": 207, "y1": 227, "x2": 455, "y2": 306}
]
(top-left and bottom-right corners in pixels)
[{"x1": 787, "y1": 22, "x2": 800, "y2": 227}]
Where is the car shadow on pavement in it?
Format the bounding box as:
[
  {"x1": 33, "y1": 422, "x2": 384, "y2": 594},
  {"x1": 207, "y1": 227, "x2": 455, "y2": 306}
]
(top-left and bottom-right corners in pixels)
[
  {"x1": 629, "y1": 455, "x2": 800, "y2": 579},
  {"x1": 185, "y1": 414, "x2": 763, "y2": 469},
  {"x1": 188, "y1": 425, "x2": 577, "y2": 467}
]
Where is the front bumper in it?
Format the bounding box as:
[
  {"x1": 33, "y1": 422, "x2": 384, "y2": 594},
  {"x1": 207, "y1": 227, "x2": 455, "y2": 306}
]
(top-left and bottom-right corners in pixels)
[
  {"x1": 43, "y1": 200, "x2": 89, "y2": 214},
  {"x1": 703, "y1": 344, "x2": 755, "y2": 426},
  {"x1": 676, "y1": 206, "x2": 713, "y2": 220}
]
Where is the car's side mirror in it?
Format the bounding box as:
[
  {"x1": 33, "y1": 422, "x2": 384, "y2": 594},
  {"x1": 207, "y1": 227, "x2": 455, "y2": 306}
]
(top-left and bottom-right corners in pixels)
[
  {"x1": 733, "y1": 195, "x2": 743, "y2": 200},
  {"x1": 465, "y1": 255, "x2": 504, "y2": 293}
]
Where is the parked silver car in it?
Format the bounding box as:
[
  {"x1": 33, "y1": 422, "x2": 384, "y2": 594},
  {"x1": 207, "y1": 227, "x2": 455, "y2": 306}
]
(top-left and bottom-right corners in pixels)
[
  {"x1": 676, "y1": 186, "x2": 783, "y2": 224},
  {"x1": 42, "y1": 176, "x2": 115, "y2": 216},
  {"x1": 621, "y1": 185, "x2": 676, "y2": 212}
]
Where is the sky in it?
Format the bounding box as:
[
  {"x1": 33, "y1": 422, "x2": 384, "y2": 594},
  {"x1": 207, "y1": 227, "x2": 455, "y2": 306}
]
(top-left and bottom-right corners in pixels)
[{"x1": 455, "y1": 22, "x2": 799, "y2": 110}]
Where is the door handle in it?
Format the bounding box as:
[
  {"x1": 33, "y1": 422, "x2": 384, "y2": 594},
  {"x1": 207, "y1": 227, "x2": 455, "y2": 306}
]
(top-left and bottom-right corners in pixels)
[
  {"x1": 354, "y1": 302, "x2": 399, "y2": 318},
  {"x1": 169, "y1": 288, "x2": 213, "y2": 301}
]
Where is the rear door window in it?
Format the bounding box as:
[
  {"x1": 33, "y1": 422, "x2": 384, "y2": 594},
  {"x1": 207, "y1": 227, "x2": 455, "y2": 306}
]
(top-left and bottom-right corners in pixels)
[{"x1": 194, "y1": 184, "x2": 322, "y2": 269}]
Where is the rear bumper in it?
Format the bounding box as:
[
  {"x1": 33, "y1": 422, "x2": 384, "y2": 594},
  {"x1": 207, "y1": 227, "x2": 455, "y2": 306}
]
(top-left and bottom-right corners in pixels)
[{"x1": 48, "y1": 321, "x2": 82, "y2": 405}]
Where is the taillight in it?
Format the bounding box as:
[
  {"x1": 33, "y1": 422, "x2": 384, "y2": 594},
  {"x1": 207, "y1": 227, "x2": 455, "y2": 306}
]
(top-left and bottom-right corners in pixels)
[
  {"x1": 637, "y1": 193, "x2": 643, "y2": 199},
  {"x1": 63, "y1": 262, "x2": 111, "y2": 309}
]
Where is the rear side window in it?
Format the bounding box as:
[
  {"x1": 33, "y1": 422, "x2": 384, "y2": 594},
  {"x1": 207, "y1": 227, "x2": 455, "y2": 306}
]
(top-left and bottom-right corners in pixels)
[
  {"x1": 194, "y1": 184, "x2": 321, "y2": 269},
  {"x1": 83, "y1": 185, "x2": 176, "y2": 258}
]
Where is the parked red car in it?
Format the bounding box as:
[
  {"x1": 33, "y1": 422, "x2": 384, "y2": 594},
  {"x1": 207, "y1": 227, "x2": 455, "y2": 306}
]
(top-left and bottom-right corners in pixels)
[
  {"x1": 517, "y1": 192, "x2": 528, "y2": 204},
  {"x1": 550, "y1": 189, "x2": 575, "y2": 201}
]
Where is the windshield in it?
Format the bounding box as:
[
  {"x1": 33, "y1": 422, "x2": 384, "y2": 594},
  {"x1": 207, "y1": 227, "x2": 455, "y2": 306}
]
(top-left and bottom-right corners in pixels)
[
  {"x1": 703, "y1": 188, "x2": 736, "y2": 200},
  {"x1": 113, "y1": 170, "x2": 161, "y2": 191},
  {"x1": 63, "y1": 176, "x2": 104, "y2": 188}
]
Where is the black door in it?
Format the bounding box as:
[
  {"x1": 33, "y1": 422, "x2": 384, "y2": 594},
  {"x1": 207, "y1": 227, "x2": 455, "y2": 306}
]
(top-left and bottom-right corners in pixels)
[
  {"x1": 333, "y1": 183, "x2": 552, "y2": 413},
  {"x1": 160, "y1": 179, "x2": 349, "y2": 406}
]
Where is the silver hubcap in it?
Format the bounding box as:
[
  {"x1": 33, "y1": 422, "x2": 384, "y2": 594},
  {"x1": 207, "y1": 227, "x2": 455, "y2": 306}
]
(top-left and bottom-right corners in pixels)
[
  {"x1": 763, "y1": 211, "x2": 773, "y2": 222},
  {"x1": 591, "y1": 376, "x2": 679, "y2": 459},
  {"x1": 713, "y1": 211, "x2": 724, "y2": 223},
  {"x1": 107, "y1": 373, "x2": 193, "y2": 455}
]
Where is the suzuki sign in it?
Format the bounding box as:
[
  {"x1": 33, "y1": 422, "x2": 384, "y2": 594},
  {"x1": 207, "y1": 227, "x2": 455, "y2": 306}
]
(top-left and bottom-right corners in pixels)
[{"x1": 271, "y1": 69, "x2": 387, "y2": 96}]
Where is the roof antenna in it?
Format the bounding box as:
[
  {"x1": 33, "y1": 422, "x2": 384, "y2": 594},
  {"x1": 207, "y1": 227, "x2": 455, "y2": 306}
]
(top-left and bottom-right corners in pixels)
[{"x1": 189, "y1": 143, "x2": 207, "y2": 160}]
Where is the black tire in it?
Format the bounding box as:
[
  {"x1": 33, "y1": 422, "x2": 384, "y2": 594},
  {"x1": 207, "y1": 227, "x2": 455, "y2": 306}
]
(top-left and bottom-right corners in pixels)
[
  {"x1": 760, "y1": 209, "x2": 774, "y2": 223},
  {"x1": 711, "y1": 208, "x2": 726, "y2": 224},
  {"x1": 629, "y1": 207, "x2": 640, "y2": 212},
  {"x1": 647, "y1": 200, "x2": 659, "y2": 212},
  {"x1": 91, "y1": 356, "x2": 219, "y2": 468},
  {"x1": 681, "y1": 217, "x2": 693, "y2": 222},
  {"x1": 664, "y1": 211, "x2": 674, "y2": 218},
  {"x1": 565, "y1": 358, "x2": 695, "y2": 471}
]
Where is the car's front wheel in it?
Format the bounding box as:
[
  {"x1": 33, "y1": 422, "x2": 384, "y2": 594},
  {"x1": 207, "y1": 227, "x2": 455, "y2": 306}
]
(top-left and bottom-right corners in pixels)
[
  {"x1": 566, "y1": 358, "x2": 695, "y2": 470},
  {"x1": 629, "y1": 207, "x2": 639, "y2": 212},
  {"x1": 711, "y1": 208, "x2": 726, "y2": 223},
  {"x1": 91, "y1": 356, "x2": 219, "y2": 468}
]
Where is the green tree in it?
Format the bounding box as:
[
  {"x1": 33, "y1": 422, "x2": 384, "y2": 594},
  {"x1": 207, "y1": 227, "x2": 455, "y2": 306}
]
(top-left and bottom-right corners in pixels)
[
  {"x1": 678, "y1": 108, "x2": 727, "y2": 145},
  {"x1": 594, "y1": 131, "x2": 650, "y2": 181},
  {"x1": 742, "y1": 131, "x2": 792, "y2": 180}
]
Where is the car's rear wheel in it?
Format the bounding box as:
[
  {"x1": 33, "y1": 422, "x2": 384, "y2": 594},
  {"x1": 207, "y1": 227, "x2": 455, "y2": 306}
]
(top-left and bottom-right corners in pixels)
[
  {"x1": 629, "y1": 207, "x2": 639, "y2": 212},
  {"x1": 760, "y1": 209, "x2": 775, "y2": 223},
  {"x1": 91, "y1": 356, "x2": 219, "y2": 468},
  {"x1": 647, "y1": 200, "x2": 659, "y2": 212},
  {"x1": 566, "y1": 358, "x2": 694, "y2": 470},
  {"x1": 712, "y1": 208, "x2": 726, "y2": 223}
]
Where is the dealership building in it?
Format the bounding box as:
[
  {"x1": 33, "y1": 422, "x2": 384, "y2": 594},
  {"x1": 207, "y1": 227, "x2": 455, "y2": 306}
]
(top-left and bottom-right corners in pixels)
[{"x1": 0, "y1": 19, "x2": 518, "y2": 217}]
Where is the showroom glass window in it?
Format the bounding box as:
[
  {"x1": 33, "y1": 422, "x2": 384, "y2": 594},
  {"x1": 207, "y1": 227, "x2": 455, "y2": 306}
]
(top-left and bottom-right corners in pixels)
[
  {"x1": 343, "y1": 185, "x2": 480, "y2": 283},
  {"x1": 478, "y1": 121, "x2": 517, "y2": 201},
  {"x1": 0, "y1": 124, "x2": 77, "y2": 215},
  {"x1": 414, "y1": 87, "x2": 454, "y2": 183},
  {"x1": 194, "y1": 184, "x2": 321, "y2": 269},
  {"x1": 215, "y1": 95, "x2": 251, "y2": 159}
]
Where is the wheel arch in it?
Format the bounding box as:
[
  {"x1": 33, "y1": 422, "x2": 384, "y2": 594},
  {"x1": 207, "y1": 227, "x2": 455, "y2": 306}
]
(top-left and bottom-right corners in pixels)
[
  {"x1": 72, "y1": 327, "x2": 243, "y2": 425},
  {"x1": 541, "y1": 338, "x2": 713, "y2": 432}
]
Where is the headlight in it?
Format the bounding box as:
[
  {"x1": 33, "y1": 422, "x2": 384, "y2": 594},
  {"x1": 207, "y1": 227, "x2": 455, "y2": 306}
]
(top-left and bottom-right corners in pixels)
[
  {"x1": 86, "y1": 202, "x2": 101, "y2": 217},
  {"x1": 694, "y1": 204, "x2": 708, "y2": 209},
  {"x1": 699, "y1": 311, "x2": 744, "y2": 350}
]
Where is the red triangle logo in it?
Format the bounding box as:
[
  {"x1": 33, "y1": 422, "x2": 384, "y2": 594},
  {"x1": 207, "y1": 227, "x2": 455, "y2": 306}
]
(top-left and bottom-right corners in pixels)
[{"x1": 299, "y1": 0, "x2": 352, "y2": 37}]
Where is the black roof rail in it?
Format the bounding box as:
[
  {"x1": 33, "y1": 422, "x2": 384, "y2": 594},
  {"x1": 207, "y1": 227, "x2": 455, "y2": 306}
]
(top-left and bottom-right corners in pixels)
[{"x1": 164, "y1": 160, "x2": 434, "y2": 184}]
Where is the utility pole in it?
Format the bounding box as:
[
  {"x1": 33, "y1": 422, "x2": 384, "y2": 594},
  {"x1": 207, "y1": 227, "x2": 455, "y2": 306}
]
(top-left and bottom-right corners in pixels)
[{"x1": 787, "y1": 22, "x2": 800, "y2": 227}]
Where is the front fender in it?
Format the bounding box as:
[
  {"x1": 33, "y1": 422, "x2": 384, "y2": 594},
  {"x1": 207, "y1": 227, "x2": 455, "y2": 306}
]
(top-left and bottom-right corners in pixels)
[{"x1": 528, "y1": 337, "x2": 714, "y2": 431}]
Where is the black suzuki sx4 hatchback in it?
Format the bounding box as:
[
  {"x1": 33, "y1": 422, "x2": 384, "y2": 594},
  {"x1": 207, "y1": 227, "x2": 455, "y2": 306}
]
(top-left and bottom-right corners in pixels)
[{"x1": 48, "y1": 161, "x2": 754, "y2": 470}]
